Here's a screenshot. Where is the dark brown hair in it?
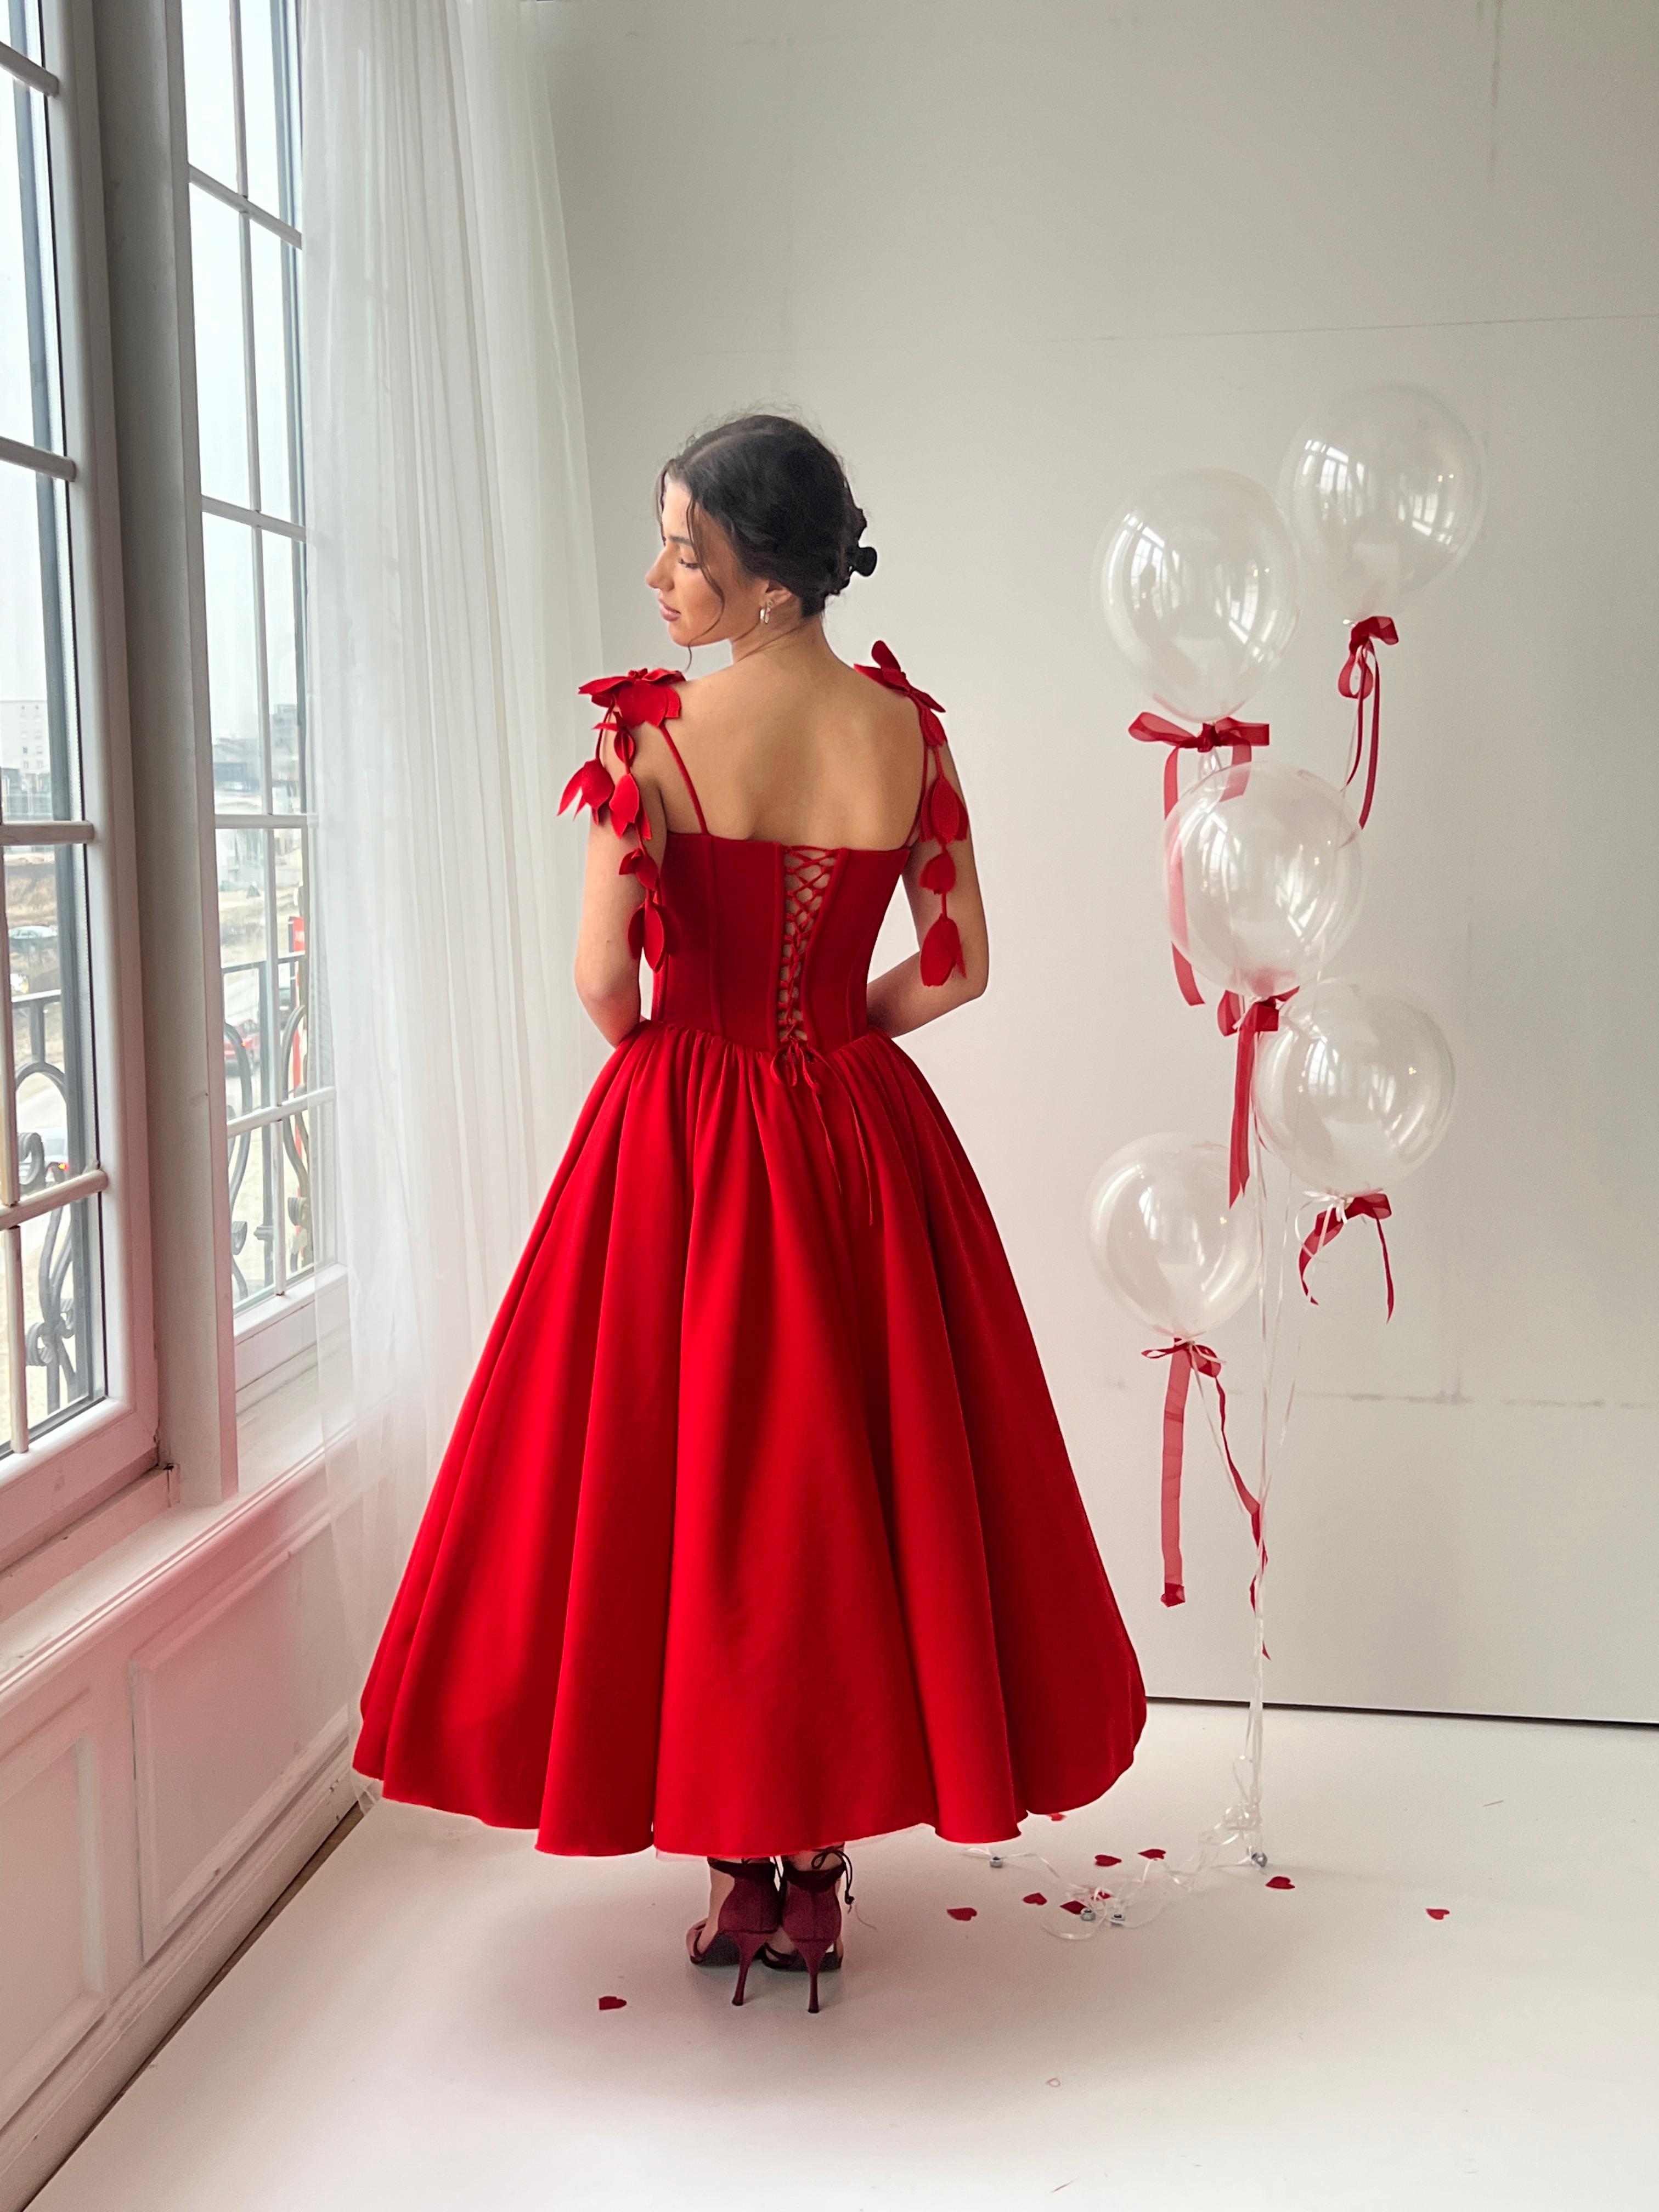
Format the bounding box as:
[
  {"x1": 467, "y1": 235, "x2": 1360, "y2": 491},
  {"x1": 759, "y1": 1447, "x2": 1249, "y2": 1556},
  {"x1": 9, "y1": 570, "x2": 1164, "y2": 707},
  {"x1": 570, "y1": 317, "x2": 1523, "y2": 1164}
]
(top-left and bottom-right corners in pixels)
[{"x1": 657, "y1": 411, "x2": 877, "y2": 620}]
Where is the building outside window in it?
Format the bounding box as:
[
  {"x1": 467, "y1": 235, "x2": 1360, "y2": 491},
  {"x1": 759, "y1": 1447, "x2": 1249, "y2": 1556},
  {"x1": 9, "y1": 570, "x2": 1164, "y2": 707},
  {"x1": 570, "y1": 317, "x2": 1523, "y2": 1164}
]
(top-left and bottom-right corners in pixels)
[
  {"x1": 1, "y1": 0, "x2": 121, "y2": 1506},
  {"x1": 178, "y1": 0, "x2": 326, "y2": 1367}
]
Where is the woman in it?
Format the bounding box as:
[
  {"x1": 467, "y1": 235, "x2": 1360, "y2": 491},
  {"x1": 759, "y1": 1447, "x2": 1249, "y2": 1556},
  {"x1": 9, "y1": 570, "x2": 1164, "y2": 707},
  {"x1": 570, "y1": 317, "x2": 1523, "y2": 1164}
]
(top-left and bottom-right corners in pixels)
[{"x1": 353, "y1": 413, "x2": 1147, "y2": 2014}]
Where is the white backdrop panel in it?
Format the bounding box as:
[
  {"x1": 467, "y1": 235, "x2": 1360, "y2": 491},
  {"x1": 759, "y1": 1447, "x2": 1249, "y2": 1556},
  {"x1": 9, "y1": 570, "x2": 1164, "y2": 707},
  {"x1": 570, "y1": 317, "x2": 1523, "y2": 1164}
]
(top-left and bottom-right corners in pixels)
[{"x1": 542, "y1": 0, "x2": 1658, "y2": 1720}]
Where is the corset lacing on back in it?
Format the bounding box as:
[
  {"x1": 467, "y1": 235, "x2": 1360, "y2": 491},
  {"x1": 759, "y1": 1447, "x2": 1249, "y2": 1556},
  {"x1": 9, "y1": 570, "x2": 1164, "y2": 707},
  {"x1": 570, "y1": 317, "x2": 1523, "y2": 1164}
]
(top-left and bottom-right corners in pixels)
[{"x1": 769, "y1": 843, "x2": 878, "y2": 1227}]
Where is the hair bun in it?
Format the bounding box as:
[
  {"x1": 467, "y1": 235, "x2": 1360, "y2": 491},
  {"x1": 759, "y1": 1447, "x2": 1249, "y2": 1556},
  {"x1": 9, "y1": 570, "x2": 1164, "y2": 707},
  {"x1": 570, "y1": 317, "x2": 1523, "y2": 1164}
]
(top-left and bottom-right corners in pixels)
[{"x1": 851, "y1": 543, "x2": 878, "y2": 578}]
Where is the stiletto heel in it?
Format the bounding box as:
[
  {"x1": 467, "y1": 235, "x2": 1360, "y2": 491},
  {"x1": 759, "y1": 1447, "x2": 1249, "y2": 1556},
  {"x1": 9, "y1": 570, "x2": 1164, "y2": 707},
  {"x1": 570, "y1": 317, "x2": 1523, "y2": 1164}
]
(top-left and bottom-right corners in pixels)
[
  {"x1": 731, "y1": 1926, "x2": 769, "y2": 2006},
  {"x1": 688, "y1": 1857, "x2": 783, "y2": 2007},
  {"x1": 771, "y1": 1847, "x2": 854, "y2": 2013},
  {"x1": 793, "y1": 1935, "x2": 833, "y2": 2014}
]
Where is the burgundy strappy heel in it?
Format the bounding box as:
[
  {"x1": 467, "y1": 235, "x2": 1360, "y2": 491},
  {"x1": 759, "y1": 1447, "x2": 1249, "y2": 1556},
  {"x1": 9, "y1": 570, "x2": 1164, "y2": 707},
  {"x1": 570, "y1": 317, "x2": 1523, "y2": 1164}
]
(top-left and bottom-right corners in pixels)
[
  {"x1": 765, "y1": 1847, "x2": 854, "y2": 2013},
  {"x1": 688, "y1": 1857, "x2": 782, "y2": 2005}
]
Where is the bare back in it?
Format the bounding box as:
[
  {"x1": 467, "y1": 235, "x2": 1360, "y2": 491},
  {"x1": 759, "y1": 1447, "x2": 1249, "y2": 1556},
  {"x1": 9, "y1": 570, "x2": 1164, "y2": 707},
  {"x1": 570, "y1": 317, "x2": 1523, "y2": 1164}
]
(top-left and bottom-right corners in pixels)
[{"x1": 631, "y1": 651, "x2": 928, "y2": 849}]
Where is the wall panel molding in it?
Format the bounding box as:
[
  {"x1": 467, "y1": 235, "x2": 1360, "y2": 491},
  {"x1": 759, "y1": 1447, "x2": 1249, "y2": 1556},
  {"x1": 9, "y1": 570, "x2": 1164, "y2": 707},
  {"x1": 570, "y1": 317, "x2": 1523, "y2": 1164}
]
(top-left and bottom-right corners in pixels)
[
  {"x1": 128, "y1": 1512, "x2": 351, "y2": 1959},
  {"x1": 0, "y1": 1692, "x2": 106, "y2": 2131}
]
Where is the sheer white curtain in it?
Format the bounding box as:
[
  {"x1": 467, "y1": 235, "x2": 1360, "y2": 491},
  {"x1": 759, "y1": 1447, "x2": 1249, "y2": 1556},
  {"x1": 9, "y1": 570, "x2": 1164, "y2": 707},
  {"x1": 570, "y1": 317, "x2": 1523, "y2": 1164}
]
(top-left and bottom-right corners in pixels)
[{"x1": 300, "y1": 0, "x2": 602, "y2": 1679}]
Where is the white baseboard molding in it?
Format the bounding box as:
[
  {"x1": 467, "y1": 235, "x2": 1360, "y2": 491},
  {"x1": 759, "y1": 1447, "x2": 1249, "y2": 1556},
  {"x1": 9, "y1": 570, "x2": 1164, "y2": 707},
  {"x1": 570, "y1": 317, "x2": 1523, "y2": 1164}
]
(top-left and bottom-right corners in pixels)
[{"x1": 0, "y1": 1746, "x2": 359, "y2": 2212}]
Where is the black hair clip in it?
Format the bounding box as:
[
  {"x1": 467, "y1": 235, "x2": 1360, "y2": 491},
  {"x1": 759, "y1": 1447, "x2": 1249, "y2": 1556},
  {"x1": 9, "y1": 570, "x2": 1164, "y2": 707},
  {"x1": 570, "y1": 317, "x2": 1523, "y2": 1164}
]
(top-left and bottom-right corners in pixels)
[{"x1": 851, "y1": 543, "x2": 878, "y2": 578}]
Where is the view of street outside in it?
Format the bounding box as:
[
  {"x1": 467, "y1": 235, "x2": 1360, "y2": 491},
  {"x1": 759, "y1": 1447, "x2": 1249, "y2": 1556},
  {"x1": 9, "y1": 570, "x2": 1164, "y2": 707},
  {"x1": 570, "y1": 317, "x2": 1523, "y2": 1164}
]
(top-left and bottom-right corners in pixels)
[
  {"x1": 3, "y1": 5, "x2": 102, "y2": 1448},
  {"x1": 184, "y1": 0, "x2": 316, "y2": 1316}
]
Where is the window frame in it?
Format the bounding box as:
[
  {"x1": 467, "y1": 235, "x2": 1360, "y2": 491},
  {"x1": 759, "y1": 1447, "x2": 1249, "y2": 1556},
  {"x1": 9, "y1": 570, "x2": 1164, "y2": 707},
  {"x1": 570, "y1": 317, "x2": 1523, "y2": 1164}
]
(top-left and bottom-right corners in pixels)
[
  {"x1": 0, "y1": 1, "x2": 160, "y2": 1576},
  {"x1": 171, "y1": 0, "x2": 329, "y2": 1401}
]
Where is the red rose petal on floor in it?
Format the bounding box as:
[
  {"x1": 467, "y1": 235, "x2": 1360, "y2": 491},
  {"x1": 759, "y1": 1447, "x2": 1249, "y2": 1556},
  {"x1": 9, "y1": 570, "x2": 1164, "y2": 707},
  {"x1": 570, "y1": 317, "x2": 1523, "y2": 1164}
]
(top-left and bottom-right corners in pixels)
[
  {"x1": 1094, "y1": 1854, "x2": 1121, "y2": 1867},
  {"x1": 1023, "y1": 1892, "x2": 1047, "y2": 1905},
  {"x1": 1265, "y1": 1876, "x2": 1295, "y2": 1890},
  {"x1": 1048, "y1": 1812, "x2": 1066, "y2": 1821},
  {"x1": 1060, "y1": 1899, "x2": 1087, "y2": 1915},
  {"x1": 1426, "y1": 1908, "x2": 1451, "y2": 1920},
  {"x1": 946, "y1": 1906, "x2": 978, "y2": 1921},
  {"x1": 597, "y1": 1995, "x2": 627, "y2": 2010},
  {"x1": 1138, "y1": 1848, "x2": 1166, "y2": 1860}
]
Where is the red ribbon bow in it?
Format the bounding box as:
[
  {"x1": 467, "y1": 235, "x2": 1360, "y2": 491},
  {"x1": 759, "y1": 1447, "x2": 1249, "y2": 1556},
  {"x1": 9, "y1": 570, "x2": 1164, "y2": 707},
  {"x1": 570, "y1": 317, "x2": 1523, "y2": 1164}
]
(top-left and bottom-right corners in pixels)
[
  {"x1": 1299, "y1": 1192, "x2": 1395, "y2": 1318},
  {"x1": 1336, "y1": 617, "x2": 1398, "y2": 828},
  {"x1": 1142, "y1": 1340, "x2": 1265, "y2": 1611},
  {"x1": 1128, "y1": 713, "x2": 1269, "y2": 1006},
  {"x1": 1217, "y1": 989, "x2": 1294, "y2": 1203}
]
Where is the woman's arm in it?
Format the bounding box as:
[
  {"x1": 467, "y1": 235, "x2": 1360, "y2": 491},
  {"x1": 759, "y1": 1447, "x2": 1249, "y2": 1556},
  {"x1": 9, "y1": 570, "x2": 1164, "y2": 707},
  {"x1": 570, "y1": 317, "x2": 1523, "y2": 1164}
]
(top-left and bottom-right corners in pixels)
[
  {"x1": 865, "y1": 739, "x2": 989, "y2": 1039},
  {"x1": 572, "y1": 716, "x2": 653, "y2": 1045}
]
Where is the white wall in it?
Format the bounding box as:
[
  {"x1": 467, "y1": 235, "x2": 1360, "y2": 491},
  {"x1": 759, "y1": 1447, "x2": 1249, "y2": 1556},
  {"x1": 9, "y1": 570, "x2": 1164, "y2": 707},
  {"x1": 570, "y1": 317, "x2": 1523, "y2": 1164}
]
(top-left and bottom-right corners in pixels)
[{"x1": 545, "y1": 0, "x2": 1659, "y2": 1722}]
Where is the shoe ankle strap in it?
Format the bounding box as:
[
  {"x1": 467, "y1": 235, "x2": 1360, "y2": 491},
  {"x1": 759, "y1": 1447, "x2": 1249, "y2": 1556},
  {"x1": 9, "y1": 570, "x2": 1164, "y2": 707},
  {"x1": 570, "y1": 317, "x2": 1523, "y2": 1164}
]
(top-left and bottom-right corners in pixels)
[{"x1": 781, "y1": 1848, "x2": 855, "y2": 1906}]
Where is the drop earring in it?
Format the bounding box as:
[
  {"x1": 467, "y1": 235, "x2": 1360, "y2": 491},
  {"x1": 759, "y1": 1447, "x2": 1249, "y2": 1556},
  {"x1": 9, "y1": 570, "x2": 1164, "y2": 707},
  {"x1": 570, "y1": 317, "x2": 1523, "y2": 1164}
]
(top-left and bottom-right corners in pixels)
[{"x1": 759, "y1": 602, "x2": 771, "y2": 625}]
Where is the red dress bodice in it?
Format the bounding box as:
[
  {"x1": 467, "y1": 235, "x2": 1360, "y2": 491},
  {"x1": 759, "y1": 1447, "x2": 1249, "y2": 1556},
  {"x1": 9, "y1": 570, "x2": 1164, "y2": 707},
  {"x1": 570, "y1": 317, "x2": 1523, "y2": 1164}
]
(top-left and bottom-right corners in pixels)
[
  {"x1": 562, "y1": 642, "x2": 970, "y2": 1042},
  {"x1": 642, "y1": 833, "x2": 911, "y2": 1057}
]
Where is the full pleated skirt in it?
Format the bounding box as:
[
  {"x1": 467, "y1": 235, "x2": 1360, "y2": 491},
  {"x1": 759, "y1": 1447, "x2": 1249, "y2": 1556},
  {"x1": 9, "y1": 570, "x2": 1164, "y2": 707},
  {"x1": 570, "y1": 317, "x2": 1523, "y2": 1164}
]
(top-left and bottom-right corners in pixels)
[{"x1": 353, "y1": 1016, "x2": 1147, "y2": 1857}]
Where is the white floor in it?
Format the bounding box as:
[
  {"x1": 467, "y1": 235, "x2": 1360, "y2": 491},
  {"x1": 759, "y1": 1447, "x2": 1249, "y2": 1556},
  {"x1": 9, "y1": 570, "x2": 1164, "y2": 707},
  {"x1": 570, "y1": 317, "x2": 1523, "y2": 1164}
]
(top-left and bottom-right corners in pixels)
[{"x1": 34, "y1": 1703, "x2": 1659, "y2": 2211}]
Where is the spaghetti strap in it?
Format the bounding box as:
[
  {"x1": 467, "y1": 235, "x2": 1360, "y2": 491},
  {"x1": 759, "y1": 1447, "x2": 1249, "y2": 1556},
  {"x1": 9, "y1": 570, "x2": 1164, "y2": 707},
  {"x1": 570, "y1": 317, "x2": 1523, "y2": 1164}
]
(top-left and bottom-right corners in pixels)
[
  {"x1": 904, "y1": 737, "x2": 929, "y2": 846},
  {"x1": 657, "y1": 723, "x2": 710, "y2": 834}
]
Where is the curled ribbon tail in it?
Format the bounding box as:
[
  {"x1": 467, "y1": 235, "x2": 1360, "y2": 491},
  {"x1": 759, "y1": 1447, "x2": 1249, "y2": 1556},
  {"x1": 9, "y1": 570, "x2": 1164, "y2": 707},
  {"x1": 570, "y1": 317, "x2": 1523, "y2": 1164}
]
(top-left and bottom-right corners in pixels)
[
  {"x1": 1299, "y1": 1192, "x2": 1395, "y2": 1318},
  {"x1": 1144, "y1": 1340, "x2": 1260, "y2": 1611},
  {"x1": 1336, "y1": 616, "x2": 1398, "y2": 828}
]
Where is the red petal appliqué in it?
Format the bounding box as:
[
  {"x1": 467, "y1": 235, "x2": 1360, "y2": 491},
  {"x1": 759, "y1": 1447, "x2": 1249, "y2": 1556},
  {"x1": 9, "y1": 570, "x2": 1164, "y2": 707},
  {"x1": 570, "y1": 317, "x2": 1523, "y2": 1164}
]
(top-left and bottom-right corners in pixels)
[
  {"x1": 618, "y1": 846, "x2": 659, "y2": 892},
  {"x1": 1138, "y1": 1848, "x2": 1166, "y2": 1861},
  {"x1": 945, "y1": 1906, "x2": 977, "y2": 1921},
  {"x1": 641, "y1": 901, "x2": 665, "y2": 970},
  {"x1": 1094, "y1": 1855, "x2": 1121, "y2": 1867},
  {"x1": 597, "y1": 1994, "x2": 627, "y2": 2010},
  {"x1": 1426, "y1": 1907, "x2": 1450, "y2": 1920},
  {"x1": 923, "y1": 774, "x2": 966, "y2": 845},
  {"x1": 627, "y1": 901, "x2": 667, "y2": 970},
  {"x1": 579, "y1": 668, "x2": 685, "y2": 732},
  {"x1": 1022, "y1": 1892, "x2": 1047, "y2": 1905},
  {"x1": 1059, "y1": 1899, "x2": 1087, "y2": 1916},
  {"x1": 919, "y1": 913, "x2": 964, "y2": 986},
  {"x1": 608, "y1": 771, "x2": 644, "y2": 838},
  {"x1": 919, "y1": 848, "x2": 956, "y2": 895},
  {"x1": 1265, "y1": 1875, "x2": 1295, "y2": 1891},
  {"x1": 558, "y1": 757, "x2": 614, "y2": 817}
]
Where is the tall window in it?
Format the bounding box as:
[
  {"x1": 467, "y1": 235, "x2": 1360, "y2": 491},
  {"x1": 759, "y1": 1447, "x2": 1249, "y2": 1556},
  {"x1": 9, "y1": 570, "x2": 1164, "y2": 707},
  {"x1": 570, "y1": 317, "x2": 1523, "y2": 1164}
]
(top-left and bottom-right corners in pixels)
[
  {"x1": 178, "y1": 0, "x2": 321, "y2": 1356},
  {"x1": 1, "y1": 2, "x2": 105, "y2": 1461}
]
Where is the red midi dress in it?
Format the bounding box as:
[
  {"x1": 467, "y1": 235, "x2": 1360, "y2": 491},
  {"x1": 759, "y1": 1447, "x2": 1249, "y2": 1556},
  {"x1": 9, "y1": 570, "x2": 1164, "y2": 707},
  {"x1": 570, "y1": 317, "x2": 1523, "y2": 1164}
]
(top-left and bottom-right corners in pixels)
[{"x1": 353, "y1": 642, "x2": 1147, "y2": 1857}]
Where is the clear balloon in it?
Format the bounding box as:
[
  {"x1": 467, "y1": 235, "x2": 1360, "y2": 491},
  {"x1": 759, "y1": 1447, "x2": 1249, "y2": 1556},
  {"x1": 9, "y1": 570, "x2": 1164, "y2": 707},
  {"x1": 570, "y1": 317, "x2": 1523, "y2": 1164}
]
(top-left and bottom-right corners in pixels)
[
  {"x1": 1252, "y1": 979, "x2": 1457, "y2": 1198},
  {"x1": 1279, "y1": 385, "x2": 1486, "y2": 623},
  {"x1": 1085, "y1": 1134, "x2": 1260, "y2": 1341},
  {"x1": 1098, "y1": 470, "x2": 1300, "y2": 724},
  {"x1": 1166, "y1": 761, "x2": 1364, "y2": 1001}
]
